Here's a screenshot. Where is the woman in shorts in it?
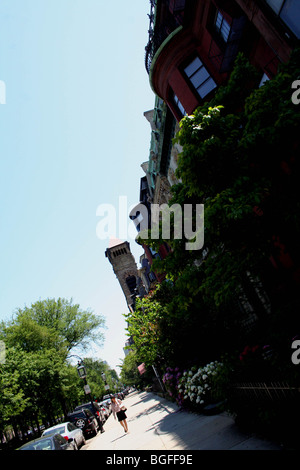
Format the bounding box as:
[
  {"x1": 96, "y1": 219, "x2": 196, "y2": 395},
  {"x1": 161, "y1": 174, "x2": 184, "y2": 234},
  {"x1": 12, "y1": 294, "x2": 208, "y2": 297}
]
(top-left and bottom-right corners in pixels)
[{"x1": 111, "y1": 395, "x2": 129, "y2": 433}]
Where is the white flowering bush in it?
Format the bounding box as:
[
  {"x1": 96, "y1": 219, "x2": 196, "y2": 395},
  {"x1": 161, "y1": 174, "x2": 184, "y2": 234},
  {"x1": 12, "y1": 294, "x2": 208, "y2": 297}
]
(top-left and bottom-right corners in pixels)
[{"x1": 178, "y1": 361, "x2": 224, "y2": 408}]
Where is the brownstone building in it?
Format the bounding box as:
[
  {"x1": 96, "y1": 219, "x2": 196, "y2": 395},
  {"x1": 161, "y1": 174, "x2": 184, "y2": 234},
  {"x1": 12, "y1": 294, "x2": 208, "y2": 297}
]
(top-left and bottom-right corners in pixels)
[
  {"x1": 145, "y1": 0, "x2": 298, "y2": 121},
  {"x1": 140, "y1": 0, "x2": 300, "y2": 338}
]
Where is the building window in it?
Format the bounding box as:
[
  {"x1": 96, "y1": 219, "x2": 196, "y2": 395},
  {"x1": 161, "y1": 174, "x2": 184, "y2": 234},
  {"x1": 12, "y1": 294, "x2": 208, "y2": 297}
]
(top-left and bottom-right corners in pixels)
[
  {"x1": 126, "y1": 275, "x2": 136, "y2": 294},
  {"x1": 113, "y1": 248, "x2": 127, "y2": 257},
  {"x1": 173, "y1": 93, "x2": 187, "y2": 117},
  {"x1": 184, "y1": 57, "x2": 217, "y2": 99},
  {"x1": 259, "y1": 72, "x2": 270, "y2": 87},
  {"x1": 215, "y1": 10, "x2": 231, "y2": 42},
  {"x1": 148, "y1": 271, "x2": 156, "y2": 282},
  {"x1": 265, "y1": 0, "x2": 300, "y2": 38},
  {"x1": 149, "y1": 247, "x2": 161, "y2": 260}
]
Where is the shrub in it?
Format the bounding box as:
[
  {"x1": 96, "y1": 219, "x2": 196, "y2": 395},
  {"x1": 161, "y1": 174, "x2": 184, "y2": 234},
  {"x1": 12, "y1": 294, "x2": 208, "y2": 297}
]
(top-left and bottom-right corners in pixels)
[
  {"x1": 178, "y1": 361, "x2": 224, "y2": 408},
  {"x1": 162, "y1": 367, "x2": 183, "y2": 406}
]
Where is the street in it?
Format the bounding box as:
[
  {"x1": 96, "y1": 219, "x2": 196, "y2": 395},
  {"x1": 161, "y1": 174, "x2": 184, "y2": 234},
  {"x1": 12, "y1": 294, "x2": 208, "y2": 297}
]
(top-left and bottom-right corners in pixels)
[{"x1": 81, "y1": 390, "x2": 281, "y2": 451}]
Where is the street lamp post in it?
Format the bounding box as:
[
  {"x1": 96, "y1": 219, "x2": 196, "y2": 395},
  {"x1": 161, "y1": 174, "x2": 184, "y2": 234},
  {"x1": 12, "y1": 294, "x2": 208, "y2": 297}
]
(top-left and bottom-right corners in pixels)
[
  {"x1": 77, "y1": 362, "x2": 87, "y2": 380},
  {"x1": 76, "y1": 360, "x2": 94, "y2": 407},
  {"x1": 101, "y1": 372, "x2": 111, "y2": 397},
  {"x1": 68, "y1": 355, "x2": 95, "y2": 411},
  {"x1": 67, "y1": 354, "x2": 104, "y2": 433}
]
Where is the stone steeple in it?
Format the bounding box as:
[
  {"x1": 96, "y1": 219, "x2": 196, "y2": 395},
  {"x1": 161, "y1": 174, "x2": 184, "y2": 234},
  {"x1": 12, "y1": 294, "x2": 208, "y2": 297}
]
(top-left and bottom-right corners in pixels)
[{"x1": 105, "y1": 239, "x2": 140, "y2": 310}]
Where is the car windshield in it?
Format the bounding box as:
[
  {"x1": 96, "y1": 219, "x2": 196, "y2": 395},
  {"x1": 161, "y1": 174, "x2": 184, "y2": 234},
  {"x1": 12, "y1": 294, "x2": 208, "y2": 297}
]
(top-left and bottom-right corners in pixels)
[
  {"x1": 76, "y1": 403, "x2": 99, "y2": 411},
  {"x1": 20, "y1": 438, "x2": 54, "y2": 450},
  {"x1": 43, "y1": 426, "x2": 65, "y2": 436},
  {"x1": 70, "y1": 411, "x2": 85, "y2": 418}
]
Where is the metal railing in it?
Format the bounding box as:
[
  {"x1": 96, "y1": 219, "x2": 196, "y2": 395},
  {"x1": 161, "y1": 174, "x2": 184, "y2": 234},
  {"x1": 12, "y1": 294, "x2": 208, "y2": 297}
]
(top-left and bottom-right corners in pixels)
[
  {"x1": 145, "y1": 0, "x2": 185, "y2": 74},
  {"x1": 232, "y1": 382, "x2": 300, "y2": 402}
]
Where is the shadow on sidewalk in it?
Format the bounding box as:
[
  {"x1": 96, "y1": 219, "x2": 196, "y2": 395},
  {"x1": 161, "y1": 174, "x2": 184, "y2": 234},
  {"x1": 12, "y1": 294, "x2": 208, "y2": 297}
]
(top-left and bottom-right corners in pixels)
[
  {"x1": 132, "y1": 402, "x2": 175, "y2": 420},
  {"x1": 111, "y1": 434, "x2": 128, "y2": 443},
  {"x1": 129, "y1": 391, "x2": 155, "y2": 407},
  {"x1": 130, "y1": 392, "x2": 281, "y2": 450}
]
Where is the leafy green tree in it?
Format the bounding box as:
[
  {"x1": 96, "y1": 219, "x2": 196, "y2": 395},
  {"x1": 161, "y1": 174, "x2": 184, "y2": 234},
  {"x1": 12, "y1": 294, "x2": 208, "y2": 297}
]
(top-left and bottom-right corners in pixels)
[
  {"x1": 124, "y1": 294, "x2": 168, "y2": 367},
  {"x1": 120, "y1": 350, "x2": 153, "y2": 389},
  {"x1": 120, "y1": 351, "x2": 141, "y2": 386},
  {"x1": 1, "y1": 315, "x2": 61, "y2": 353},
  {"x1": 125, "y1": 280, "x2": 217, "y2": 369},
  {"x1": 0, "y1": 348, "x2": 27, "y2": 431},
  {"x1": 171, "y1": 49, "x2": 300, "y2": 319},
  {"x1": 1, "y1": 297, "x2": 105, "y2": 354},
  {"x1": 79, "y1": 358, "x2": 120, "y2": 400},
  {"x1": 0, "y1": 298, "x2": 106, "y2": 445},
  {"x1": 136, "y1": 49, "x2": 300, "y2": 368}
]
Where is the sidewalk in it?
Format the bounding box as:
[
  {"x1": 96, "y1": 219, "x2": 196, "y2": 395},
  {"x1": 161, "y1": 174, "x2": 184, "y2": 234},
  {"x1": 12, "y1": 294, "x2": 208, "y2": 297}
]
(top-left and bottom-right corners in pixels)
[{"x1": 83, "y1": 391, "x2": 282, "y2": 451}]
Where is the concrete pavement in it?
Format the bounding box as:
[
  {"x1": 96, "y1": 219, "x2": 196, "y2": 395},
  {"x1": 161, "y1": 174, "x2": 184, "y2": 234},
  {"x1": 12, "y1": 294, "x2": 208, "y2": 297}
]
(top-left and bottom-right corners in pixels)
[{"x1": 82, "y1": 390, "x2": 282, "y2": 451}]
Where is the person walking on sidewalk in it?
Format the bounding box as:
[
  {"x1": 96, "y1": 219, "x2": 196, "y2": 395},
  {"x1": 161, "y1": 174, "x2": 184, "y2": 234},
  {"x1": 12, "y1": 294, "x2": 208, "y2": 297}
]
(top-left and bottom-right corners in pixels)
[{"x1": 111, "y1": 395, "x2": 129, "y2": 433}]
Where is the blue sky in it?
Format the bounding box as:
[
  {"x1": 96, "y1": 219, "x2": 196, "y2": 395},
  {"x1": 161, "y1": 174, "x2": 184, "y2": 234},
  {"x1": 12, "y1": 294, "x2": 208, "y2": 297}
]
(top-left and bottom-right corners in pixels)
[{"x1": 0, "y1": 0, "x2": 155, "y2": 372}]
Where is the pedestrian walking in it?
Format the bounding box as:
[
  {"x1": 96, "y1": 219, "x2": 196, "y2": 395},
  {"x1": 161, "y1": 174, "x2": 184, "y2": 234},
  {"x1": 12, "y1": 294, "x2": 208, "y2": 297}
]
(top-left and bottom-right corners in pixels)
[{"x1": 111, "y1": 395, "x2": 129, "y2": 433}]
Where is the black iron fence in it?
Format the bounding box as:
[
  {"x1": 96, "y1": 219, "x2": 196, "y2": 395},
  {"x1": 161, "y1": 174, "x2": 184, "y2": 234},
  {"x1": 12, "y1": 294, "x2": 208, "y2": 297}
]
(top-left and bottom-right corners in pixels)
[{"x1": 231, "y1": 382, "x2": 300, "y2": 402}]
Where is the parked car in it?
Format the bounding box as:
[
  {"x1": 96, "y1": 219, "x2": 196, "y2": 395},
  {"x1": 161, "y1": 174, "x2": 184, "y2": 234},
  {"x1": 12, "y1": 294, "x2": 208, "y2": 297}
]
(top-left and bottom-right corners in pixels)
[
  {"x1": 74, "y1": 402, "x2": 105, "y2": 427},
  {"x1": 101, "y1": 398, "x2": 112, "y2": 414},
  {"x1": 42, "y1": 422, "x2": 86, "y2": 449},
  {"x1": 67, "y1": 408, "x2": 99, "y2": 437},
  {"x1": 102, "y1": 394, "x2": 111, "y2": 401},
  {"x1": 98, "y1": 402, "x2": 109, "y2": 420},
  {"x1": 18, "y1": 433, "x2": 75, "y2": 450}
]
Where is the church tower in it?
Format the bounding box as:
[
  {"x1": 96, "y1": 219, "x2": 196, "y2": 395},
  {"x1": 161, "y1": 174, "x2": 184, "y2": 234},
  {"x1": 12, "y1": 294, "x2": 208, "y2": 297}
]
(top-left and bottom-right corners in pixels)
[{"x1": 105, "y1": 238, "x2": 142, "y2": 310}]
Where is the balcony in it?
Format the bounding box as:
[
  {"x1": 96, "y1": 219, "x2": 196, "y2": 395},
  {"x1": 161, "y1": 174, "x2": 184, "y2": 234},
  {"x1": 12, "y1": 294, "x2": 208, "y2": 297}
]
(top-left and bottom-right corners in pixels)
[{"x1": 145, "y1": 0, "x2": 186, "y2": 74}]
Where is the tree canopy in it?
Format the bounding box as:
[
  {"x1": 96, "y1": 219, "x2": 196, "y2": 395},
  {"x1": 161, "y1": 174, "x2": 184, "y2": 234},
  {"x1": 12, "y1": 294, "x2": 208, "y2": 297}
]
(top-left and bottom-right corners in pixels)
[
  {"x1": 0, "y1": 297, "x2": 113, "y2": 447},
  {"x1": 131, "y1": 49, "x2": 300, "y2": 371}
]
